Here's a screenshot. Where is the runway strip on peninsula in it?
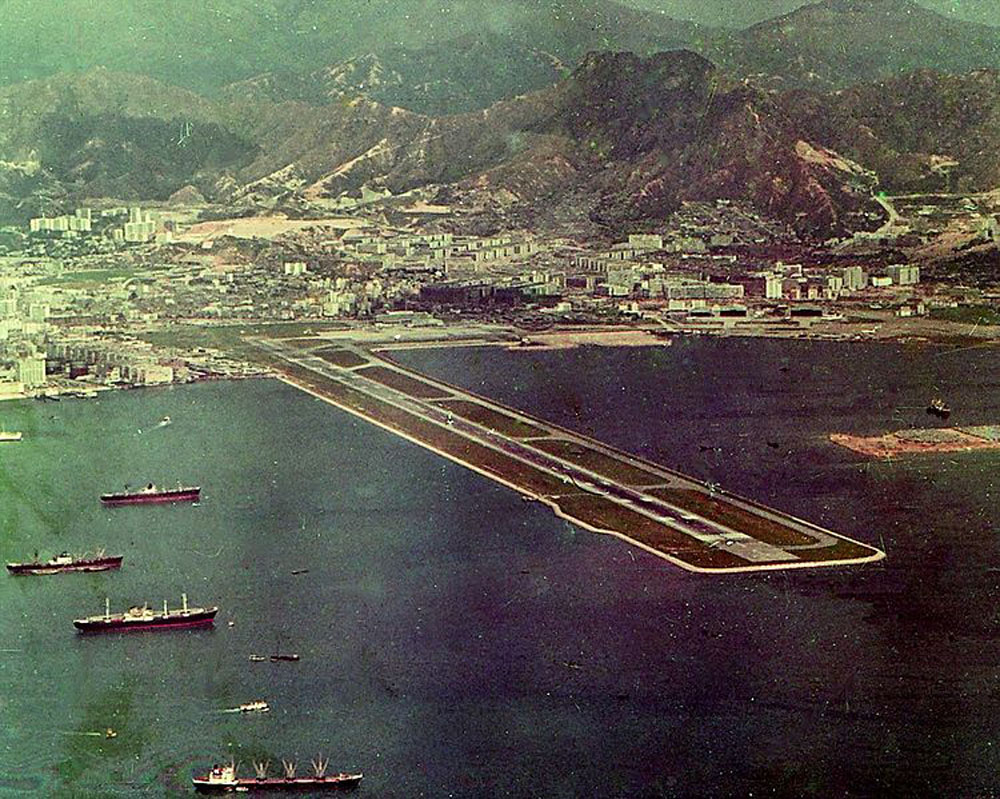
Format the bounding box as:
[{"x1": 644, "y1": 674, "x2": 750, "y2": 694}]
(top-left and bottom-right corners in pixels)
[{"x1": 253, "y1": 337, "x2": 885, "y2": 574}]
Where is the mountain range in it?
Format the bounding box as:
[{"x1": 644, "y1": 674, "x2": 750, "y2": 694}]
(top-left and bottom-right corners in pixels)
[
  {"x1": 218, "y1": 33, "x2": 570, "y2": 116},
  {"x1": 2, "y1": 0, "x2": 1000, "y2": 239},
  {"x1": 0, "y1": 0, "x2": 703, "y2": 96},
  {"x1": 213, "y1": 0, "x2": 1000, "y2": 118},
  {"x1": 0, "y1": 49, "x2": 972, "y2": 239},
  {"x1": 714, "y1": 0, "x2": 1000, "y2": 90},
  {"x1": 3, "y1": 0, "x2": 998, "y2": 101}
]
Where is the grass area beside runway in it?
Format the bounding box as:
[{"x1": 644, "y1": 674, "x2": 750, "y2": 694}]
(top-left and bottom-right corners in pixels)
[
  {"x1": 314, "y1": 348, "x2": 370, "y2": 368},
  {"x1": 274, "y1": 361, "x2": 568, "y2": 496},
  {"x1": 531, "y1": 439, "x2": 665, "y2": 486},
  {"x1": 650, "y1": 489, "x2": 817, "y2": 548},
  {"x1": 433, "y1": 399, "x2": 550, "y2": 439},
  {"x1": 552, "y1": 494, "x2": 747, "y2": 570},
  {"x1": 355, "y1": 365, "x2": 453, "y2": 399}
]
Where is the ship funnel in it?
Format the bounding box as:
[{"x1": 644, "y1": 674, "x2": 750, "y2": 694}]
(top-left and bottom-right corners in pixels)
[
  {"x1": 282, "y1": 759, "x2": 297, "y2": 778},
  {"x1": 312, "y1": 756, "x2": 329, "y2": 777},
  {"x1": 253, "y1": 760, "x2": 269, "y2": 779}
]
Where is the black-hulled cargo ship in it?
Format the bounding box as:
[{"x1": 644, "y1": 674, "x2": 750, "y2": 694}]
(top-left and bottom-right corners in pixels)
[
  {"x1": 7, "y1": 552, "x2": 123, "y2": 575},
  {"x1": 193, "y1": 759, "x2": 362, "y2": 793},
  {"x1": 74, "y1": 594, "x2": 217, "y2": 633},
  {"x1": 100, "y1": 483, "x2": 200, "y2": 505}
]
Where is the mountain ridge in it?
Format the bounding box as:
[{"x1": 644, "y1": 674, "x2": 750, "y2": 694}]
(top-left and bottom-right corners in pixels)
[
  {"x1": 2, "y1": 50, "x2": 1000, "y2": 242},
  {"x1": 714, "y1": 0, "x2": 1000, "y2": 89}
]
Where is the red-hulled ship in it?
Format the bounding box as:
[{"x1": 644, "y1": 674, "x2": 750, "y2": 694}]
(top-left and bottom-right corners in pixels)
[
  {"x1": 193, "y1": 758, "x2": 362, "y2": 793},
  {"x1": 7, "y1": 552, "x2": 123, "y2": 575},
  {"x1": 100, "y1": 483, "x2": 200, "y2": 505},
  {"x1": 74, "y1": 593, "x2": 217, "y2": 633}
]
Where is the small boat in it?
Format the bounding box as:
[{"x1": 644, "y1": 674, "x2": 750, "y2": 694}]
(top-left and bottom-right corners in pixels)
[
  {"x1": 7, "y1": 551, "x2": 123, "y2": 575},
  {"x1": 927, "y1": 398, "x2": 951, "y2": 419},
  {"x1": 193, "y1": 758, "x2": 362, "y2": 793},
  {"x1": 248, "y1": 655, "x2": 267, "y2": 663},
  {"x1": 0, "y1": 430, "x2": 22, "y2": 443},
  {"x1": 270, "y1": 653, "x2": 300, "y2": 663},
  {"x1": 100, "y1": 483, "x2": 200, "y2": 505},
  {"x1": 238, "y1": 701, "x2": 270, "y2": 713}
]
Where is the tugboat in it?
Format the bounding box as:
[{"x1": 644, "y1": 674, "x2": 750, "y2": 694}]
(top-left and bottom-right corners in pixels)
[
  {"x1": 927, "y1": 398, "x2": 951, "y2": 420},
  {"x1": 7, "y1": 551, "x2": 123, "y2": 575},
  {"x1": 100, "y1": 483, "x2": 200, "y2": 505},
  {"x1": 74, "y1": 593, "x2": 217, "y2": 633},
  {"x1": 193, "y1": 757, "x2": 363, "y2": 793}
]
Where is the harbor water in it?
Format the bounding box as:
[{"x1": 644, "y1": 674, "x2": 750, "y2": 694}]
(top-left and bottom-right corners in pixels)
[{"x1": 1, "y1": 337, "x2": 1000, "y2": 796}]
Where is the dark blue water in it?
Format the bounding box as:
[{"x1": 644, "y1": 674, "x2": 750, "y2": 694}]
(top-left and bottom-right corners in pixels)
[{"x1": 1, "y1": 337, "x2": 998, "y2": 796}]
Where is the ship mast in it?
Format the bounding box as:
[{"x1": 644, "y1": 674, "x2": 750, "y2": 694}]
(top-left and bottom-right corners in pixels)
[
  {"x1": 182, "y1": 592, "x2": 188, "y2": 613},
  {"x1": 163, "y1": 599, "x2": 168, "y2": 616},
  {"x1": 105, "y1": 597, "x2": 110, "y2": 620}
]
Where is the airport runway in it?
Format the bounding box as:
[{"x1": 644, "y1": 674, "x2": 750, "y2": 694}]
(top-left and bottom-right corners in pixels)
[{"x1": 255, "y1": 337, "x2": 885, "y2": 573}]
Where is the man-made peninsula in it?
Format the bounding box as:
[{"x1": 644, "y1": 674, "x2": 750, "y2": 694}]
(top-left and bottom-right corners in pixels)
[{"x1": 255, "y1": 336, "x2": 884, "y2": 574}]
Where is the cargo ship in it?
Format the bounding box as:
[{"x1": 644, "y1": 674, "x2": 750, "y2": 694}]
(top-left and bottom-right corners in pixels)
[
  {"x1": 7, "y1": 552, "x2": 123, "y2": 575},
  {"x1": 100, "y1": 483, "x2": 200, "y2": 505},
  {"x1": 193, "y1": 758, "x2": 362, "y2": 793},
  {"x1": 74, "y1": 593, "x2": 217, "y2": 633}
]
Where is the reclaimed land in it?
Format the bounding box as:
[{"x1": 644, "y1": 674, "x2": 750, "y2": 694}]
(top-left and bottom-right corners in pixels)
[
  {"x1": 275, "y1": 358, "x2": 750, "y2": 570},
  {"x1": 258, "y1": 342, "x2": 884, "y2": 573},
  {"x1": 830, "y1": 429, "x2": 1000, "y2": 457},
  {"x1": 433, "y1": 399, "x2": 550, "y2": 439}
]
